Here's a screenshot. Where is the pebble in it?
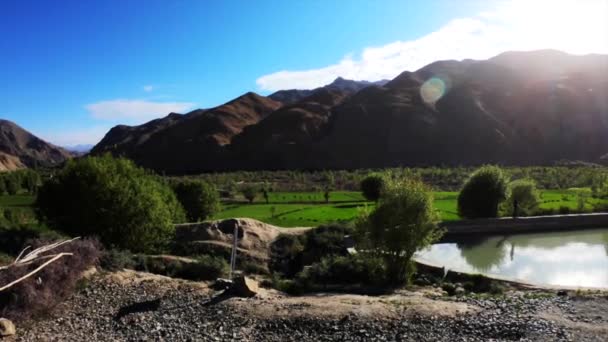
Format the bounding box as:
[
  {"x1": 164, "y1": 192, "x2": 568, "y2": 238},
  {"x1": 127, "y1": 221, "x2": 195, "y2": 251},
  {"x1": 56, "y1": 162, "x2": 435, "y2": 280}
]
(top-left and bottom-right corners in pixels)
[{"x1": 14, "y1": 277, "x2": 606, "y2": 341}]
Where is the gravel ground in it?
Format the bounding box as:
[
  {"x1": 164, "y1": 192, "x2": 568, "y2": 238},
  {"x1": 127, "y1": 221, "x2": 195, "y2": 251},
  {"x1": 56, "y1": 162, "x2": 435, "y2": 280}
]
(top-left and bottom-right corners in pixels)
[{"x1": 12, "y1": 272, "x2": 608, "y2": 342}]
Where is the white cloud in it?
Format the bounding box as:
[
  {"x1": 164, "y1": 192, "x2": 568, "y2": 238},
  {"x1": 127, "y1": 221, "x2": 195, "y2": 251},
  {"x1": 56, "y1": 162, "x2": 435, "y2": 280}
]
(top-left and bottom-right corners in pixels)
[
  {"x1": 256, "y1": 0, "x2": 608, "y2": 91},
  {"x1": 143, "y1": 85, "x2": 154, "y2": 92},
  {"x1": 85, "y1": 99, "x2": 194, "y2": 122}
]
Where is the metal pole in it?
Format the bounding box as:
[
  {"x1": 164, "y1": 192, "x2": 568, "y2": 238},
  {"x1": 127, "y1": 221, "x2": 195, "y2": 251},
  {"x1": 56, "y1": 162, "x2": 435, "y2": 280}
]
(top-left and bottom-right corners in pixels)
[{"x1": 230, "y1": 224, "x2": 238, "y2": 280}]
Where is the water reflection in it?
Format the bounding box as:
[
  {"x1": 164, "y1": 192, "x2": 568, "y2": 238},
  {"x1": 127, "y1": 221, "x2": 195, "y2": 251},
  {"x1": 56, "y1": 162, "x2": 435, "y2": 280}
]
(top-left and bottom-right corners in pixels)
[{"x1": 417, "y1": 229, "x2": 608, "y2": 287}]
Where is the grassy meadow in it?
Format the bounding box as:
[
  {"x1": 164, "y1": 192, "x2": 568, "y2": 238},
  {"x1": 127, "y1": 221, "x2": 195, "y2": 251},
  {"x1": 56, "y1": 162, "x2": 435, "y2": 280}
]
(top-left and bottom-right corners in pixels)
[
  {"x1": 0, "y1": 187, "x2": 605, "y2": 228},
  {"x1": 215, "y1": 188, "x2": 605, "y2": 227}
]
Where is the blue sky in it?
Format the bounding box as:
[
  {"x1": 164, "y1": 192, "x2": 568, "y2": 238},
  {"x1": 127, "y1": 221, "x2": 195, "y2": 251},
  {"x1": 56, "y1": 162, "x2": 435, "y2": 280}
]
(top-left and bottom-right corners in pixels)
[{"x1": 1, "y1": 0, "x2": 606, "y2": 146}]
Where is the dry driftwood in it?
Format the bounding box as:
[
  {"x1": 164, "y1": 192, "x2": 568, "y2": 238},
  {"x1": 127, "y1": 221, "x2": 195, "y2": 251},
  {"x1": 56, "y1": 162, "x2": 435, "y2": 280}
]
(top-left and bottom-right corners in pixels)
[{"x1": 0, "y1": 237, "x2": 80, "y2": 292}]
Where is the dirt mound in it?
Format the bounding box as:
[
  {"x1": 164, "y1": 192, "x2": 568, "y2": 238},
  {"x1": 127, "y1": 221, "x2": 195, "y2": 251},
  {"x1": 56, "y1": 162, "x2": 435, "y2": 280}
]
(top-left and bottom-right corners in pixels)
[{"x1": 174, "y1": 218, "x2": 306, "y2": 261}]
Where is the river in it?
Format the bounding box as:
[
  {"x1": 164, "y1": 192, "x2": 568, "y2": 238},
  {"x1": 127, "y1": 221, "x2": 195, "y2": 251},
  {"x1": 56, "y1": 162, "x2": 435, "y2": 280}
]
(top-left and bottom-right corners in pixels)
[{"x1": 416, "y1": 228, "x2": 608, "y2": 288}]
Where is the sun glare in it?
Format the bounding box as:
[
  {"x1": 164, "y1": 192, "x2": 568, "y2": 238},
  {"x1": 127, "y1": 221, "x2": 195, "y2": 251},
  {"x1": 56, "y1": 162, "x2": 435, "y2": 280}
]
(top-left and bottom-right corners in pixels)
[{"x1": 490, "y1": 0, "x2": 608, "y2": 54}]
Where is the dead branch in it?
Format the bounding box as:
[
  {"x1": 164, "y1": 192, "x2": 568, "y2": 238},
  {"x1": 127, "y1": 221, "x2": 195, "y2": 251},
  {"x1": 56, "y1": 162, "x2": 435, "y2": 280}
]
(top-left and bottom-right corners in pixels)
[
  {"x1": 0, "y1": 237, "x2": 81, "y2": 291},
  {"x1": 0, "y1": 253, "x2": 73, "y2": 292}
]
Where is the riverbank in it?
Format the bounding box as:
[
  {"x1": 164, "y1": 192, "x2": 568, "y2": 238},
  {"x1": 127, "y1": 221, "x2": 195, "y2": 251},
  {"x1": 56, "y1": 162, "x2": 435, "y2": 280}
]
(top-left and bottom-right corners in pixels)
[
  {"x1": 12, "y1": 270, "x2": 608, "y2": 341},
  {"x1": 442, "y1": 212, "x2": 608, "y2": 238}
]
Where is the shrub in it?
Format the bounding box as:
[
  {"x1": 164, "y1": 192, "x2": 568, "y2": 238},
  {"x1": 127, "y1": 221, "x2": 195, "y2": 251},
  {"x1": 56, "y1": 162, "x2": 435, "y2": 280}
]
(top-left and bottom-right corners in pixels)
[
  {"x1": 269, "y1": 234, "x2": 306, "y2": 277},
  {"x1": 133, "y1": 255, "x2": 228, "y2": 281},
  {"x1": 172, "y1": 180, "x2": 221, "y2": 222},
  {"x1": 35, "y1": 155, "x2": 186, "y2": 253},
  {"x1": 302, "y1": 224, "x2": 353, "y2": 265},
  {"x1": 179, "y1": 255, "x2": 229, "y2": 280},
  {"x1": 360, "y1": 173, "x2": 385, "y2": 202},
  {"x1": 0, "y1": 238, "x2": 101, "y2": 321},
  {"x1": 269, "y1": 224, "x2": 353, "y2": 277},
  {"x1": 99, "y1": 249, "x2": 137, "y2": 271},
  {"x1": 458, "y1": 166, "x2": 509, "y2": 219},
  {"x1": 297, "y1": 254, "x2": 387, "y2": 287},
  {"x1": 501, "y1": 179, "x2": 540, "y2": 217},
  {"x1": 356, "y1": 178, "x2": 443, "y2": 284},
  {"x1": 241, "y1": 184, "x2": 259, "y2": 203}
]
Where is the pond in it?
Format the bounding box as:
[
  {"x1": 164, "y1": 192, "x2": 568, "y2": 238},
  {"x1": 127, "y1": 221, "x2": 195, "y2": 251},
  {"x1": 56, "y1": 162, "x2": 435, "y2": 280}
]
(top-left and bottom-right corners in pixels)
[{"x1": 416, "y1": 228, "x2": 608, "y2": 288}]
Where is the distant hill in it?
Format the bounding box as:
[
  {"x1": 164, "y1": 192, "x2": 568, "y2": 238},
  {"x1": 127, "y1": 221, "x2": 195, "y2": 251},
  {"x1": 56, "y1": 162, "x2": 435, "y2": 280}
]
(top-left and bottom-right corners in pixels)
[
  {"x1": 0, "y1": 120, "x2": 71, "y2": 171},
  {"x1": 91, "y1": 50, "x2": 608, "y2": 173},
  {"x1": 64, "y1": 144, "x2": 94, "y2": 155}
]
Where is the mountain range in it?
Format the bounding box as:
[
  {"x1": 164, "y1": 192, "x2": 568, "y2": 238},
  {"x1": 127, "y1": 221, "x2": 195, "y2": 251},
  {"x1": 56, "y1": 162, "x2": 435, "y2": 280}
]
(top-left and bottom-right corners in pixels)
[
  {"x1": 91, "y1": 50, "x2": 608, "y2": 173},
  {"x1": 2, "y1": 50, "x2": 607, "y2": 173}
]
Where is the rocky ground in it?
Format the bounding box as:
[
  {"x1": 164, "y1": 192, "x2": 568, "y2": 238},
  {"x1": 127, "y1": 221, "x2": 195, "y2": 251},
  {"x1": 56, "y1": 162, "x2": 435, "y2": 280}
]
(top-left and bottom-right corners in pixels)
[{"x1": 10, "y1": 270, "x2": 608, "y2": 342}]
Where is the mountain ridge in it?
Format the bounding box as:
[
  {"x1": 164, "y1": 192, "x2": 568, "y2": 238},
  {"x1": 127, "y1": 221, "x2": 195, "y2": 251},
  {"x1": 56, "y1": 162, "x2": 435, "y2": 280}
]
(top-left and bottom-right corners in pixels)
[{"x1": 90, "y1": 50, "x2": 608, "y2": 173}]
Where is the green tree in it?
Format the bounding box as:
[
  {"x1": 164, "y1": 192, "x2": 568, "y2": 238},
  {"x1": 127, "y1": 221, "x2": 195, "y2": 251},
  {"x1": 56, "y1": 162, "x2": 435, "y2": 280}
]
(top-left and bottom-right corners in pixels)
[
  {"x1": 356, "y1": 178, "x2": 443, "y2": 284},
  {"x1": 172, "y1": 180, "x2": 221, "y2": 222},
  {"x1": 241, "y1": 184, "x2": 258, "y2": 204},
  {"x1": 261, "y1": 181, "x2": 271, "y2": 204},
  {"x1": 501, "y1": 179, "x2": 540, "y2": 217},
  {"x1": 35, "y1": 155, "x2": 185, "y2": 252},
  {"x1": 21, "y1": 170, "x2": 41, "y2": 194},
  {"x1": 4, "y1": 173, "x2": 21, "y2": 195},
  {"x1": 0, "y1": 176, "x2": 6, "y2": 195},
  {"x1": 458, "y1": 166, "x2": 509, "y2": 219},
  {"x1": 360, "y1": 173, "x2": 386, "y2": 202}
]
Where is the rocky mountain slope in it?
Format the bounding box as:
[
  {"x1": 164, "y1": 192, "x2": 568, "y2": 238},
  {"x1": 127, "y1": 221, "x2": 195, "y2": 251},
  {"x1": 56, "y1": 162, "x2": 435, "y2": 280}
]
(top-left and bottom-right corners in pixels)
[
  {"x1": 92, "y1": 92, "x2": 282, "y2": 172},
  {"x1": 0, "y1": 120, "x2": 71, "y2": 171},
  {"x1": 92, "y1": 50, "x2": 608, "y2": 173}
]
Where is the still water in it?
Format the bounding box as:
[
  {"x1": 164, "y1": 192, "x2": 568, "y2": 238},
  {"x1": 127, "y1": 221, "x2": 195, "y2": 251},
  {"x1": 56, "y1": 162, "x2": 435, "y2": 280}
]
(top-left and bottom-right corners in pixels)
[{"x1": 416, "y1": 228, "x2": 608, "y2": 288}]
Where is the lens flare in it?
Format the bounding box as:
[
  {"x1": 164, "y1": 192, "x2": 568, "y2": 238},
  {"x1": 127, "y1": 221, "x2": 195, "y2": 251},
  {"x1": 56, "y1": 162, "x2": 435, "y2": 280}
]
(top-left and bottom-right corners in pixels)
[{"x1": 420, "y1": 77, "x2": 447, "y2": 105}]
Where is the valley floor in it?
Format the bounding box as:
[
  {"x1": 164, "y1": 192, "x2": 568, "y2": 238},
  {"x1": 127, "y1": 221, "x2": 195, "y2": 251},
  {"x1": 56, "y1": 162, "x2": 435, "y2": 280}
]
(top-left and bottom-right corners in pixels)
[{"x1": 13, "y1": 270, "x2": 608, "y2": 341}]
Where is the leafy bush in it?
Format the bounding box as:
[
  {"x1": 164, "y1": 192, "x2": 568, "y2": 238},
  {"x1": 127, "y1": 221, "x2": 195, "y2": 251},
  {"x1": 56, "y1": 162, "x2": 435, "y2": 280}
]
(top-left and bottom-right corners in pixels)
[
  {"x1": 99, "y1": 249, "x2": 137, "y2": 271},
  {"x1": 269, "y1": 224, "x2": 353, "y2": 277},
  {"x1": 501, "y1": 179, "x2": 540, "y2": 217},
  {"x1": 134, "y1": 255, "x2": 228, "y2": 281},
  {"x1": 241, "y1": 184, "x2": 259, "y2": 203},
  {"x1": 35, "y1": 155, "x2": 186, "y2": 253},
  {"x1": 360, "y1": 173, "x2": 385, "y2": 201},
  {"x1": 179, "y1": 255, "x2": 229, "y2": 280},
  {"x1": 302, "y1": 224, "x2": 353, "y2": 265},
  {"x1": 172, "y1": 180, "x2": 221, "y2": 222},
  {"x1": 297, "y1": 254, "x2": 387, "y2": 287},
  {"x1": 0, "y1": 238, "x2": 101, "y2": 321},
  {"x1": 357, "y1": 178, "x2": 443, "y2": 284},
  {"x1": 269, "y1": 234, "x2": 306, "y2": 277},
  {"x1": 458, "y1": 166, "x2": 510, "y2": 219}
]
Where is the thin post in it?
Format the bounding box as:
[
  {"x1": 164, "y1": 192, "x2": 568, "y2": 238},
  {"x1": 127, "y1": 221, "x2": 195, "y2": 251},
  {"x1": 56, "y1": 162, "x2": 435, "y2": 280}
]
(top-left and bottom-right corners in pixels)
[{"x1": 230, "y1": 225, "x2": 238, "y2": 279}]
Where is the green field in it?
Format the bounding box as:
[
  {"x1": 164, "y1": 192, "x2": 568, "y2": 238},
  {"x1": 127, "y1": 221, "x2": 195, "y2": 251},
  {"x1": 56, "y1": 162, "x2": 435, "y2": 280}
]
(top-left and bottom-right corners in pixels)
[
  {"x1": 0, "y1": 194, "x2": 37, "y2": 225},
  {"x1": 215, "y1": 189, "x2": 608, "y2": 227},
  {"x1": 1, "y1": 189, "x2": 605, "y2": 229}
]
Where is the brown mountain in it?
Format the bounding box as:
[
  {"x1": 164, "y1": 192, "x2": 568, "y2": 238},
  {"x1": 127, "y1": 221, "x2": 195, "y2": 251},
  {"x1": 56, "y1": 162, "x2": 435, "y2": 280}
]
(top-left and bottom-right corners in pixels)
[
  {"x1": 0, "y1": 119, "x2": 71, "y2": 171},
  {"x1": 92, "y1": 92, "x2": 282, "y2": 173},
  {"x1": 92, "y1": 50, "x2": 608, "y2": 172},
  {"x1": 311, "y1": 50, "x2": 608, "y2": 169}
]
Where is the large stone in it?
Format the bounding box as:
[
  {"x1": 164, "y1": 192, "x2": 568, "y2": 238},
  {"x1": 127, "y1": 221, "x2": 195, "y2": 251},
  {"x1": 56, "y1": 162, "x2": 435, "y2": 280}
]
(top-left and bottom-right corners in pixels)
[
  {"x1": 0, "y1": 318, "x2": 16, "y2": 337},
  {"x1": 230, "y1": 275, "x2": 259, "y2": 297}
]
